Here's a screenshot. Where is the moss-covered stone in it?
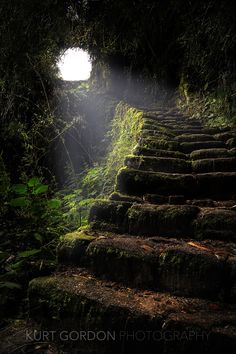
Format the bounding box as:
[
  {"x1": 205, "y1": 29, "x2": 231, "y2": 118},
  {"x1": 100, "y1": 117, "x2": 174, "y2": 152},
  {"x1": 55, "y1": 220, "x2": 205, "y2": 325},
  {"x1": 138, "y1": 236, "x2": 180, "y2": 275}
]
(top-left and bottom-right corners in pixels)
[
  {"x1": 196, "y1": 172, "x2": 236, "y2": 200},
  {"x1": 140, "y1": 137, "x2": 180, "y2": 151},
  {"x1": 214, "y1": 132, "x2": 235, "y2": 141},
  {"x1": 87, "y1": 236, "x2": 235, "y2": 300},
  {"x1": 133, "y1": 146, "x2": 188, "y2": 159},
  {"x1": 194, "y1": 209, "x2": 236, "y2": 241},
  {"x1": 229, "y1": 148, "x2": 236, "y2": 156},
  {"x1": 89, "y1": 200, "x2": 131, "y2": 233},
  {"x1": 109, "y1": 192, "x2": 143, "y2": 203},
  {"x1": 192, "y1": 157, "x2": 236, "y2": 173},
  {"x1": 28, "y1": 271, "x2": 236, "y2": 354},
  {"x1": 190, "y1": 148, "x2": 230, "y2": 160},
  {"x1": 180, "y1": 141, "x2": 226, "y2": 153},
  {"x1": 175, "y1": 134, "x2": 215, "y2": 142},
  {"x1": 116, "y1": 167, "x2": 196, "y2": 197},
  {"x1": 127, "y1": 204, "x2": 200, "y2": 237},
  {"x1": 124, "y1": 155, "x2": 191, "y2": 173},
  {"x1": 158, "y1": 247, "x2": 225, "y2": 298},
  {"x1": 226, "y1": 138, "x2": 236, "y2": 148},
  {"x1": 57, "y1": 231, "x2": 96, "y2": 266}
]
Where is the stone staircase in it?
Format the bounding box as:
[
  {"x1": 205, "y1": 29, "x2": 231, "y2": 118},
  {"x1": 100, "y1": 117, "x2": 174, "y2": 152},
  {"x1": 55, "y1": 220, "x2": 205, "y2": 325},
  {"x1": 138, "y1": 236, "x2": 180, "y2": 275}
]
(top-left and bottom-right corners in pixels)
[{"x1": 28, "y1": 106, "x2": 236, "y2": 353}]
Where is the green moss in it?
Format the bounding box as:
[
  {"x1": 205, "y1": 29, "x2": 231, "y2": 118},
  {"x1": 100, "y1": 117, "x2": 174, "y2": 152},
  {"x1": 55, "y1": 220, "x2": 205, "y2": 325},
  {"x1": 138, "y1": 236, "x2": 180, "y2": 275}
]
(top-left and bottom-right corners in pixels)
[{"x1": 63, "y1": 231, "x2": 95, "y2": 242}]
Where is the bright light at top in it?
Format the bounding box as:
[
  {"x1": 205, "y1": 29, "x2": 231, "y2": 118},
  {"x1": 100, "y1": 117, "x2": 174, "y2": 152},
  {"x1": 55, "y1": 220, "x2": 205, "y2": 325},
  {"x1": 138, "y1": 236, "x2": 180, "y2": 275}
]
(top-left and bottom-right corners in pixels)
[{"x1": 57, "y1": 48, "x2": 92, "y2": 81}]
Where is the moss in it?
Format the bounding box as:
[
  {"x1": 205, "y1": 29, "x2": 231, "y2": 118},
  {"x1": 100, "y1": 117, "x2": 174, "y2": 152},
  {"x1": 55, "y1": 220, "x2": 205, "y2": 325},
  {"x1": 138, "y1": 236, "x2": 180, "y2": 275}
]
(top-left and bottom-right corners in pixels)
[
  {"x1": 116, "y1": 167, "x2": 195, "y2": 197},
  {"x1": 180, "y1": 141, "x2": 226, "y2": 153},
  {"x1": 194, "y1": 209, "x2": 236, "y2": 241},
  {"x1": 125, "y1": 155, "x2": 191, "y2": 173},
  {"x1": 192, "y1": 157, "x2": 236, "y2": 173},
  {"x1": 226, "y1": 138, "x2": 236, "y2": 148},
  {"x1": 190, "y1": 148, "x2": 229, "y2": 160},
  {"x1": 176, "y1": 134, "x2": 214, "y2": 142},
  {"x1": 63, "y1": 231, "x2": 95, "y2": 242}
]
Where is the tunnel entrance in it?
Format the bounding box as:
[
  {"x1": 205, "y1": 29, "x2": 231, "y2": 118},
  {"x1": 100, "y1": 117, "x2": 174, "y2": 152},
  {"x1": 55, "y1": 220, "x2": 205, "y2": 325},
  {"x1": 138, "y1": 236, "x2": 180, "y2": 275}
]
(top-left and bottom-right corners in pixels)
[{"x1": 57, "y1": 48, "x2": 92, "y2": 81}]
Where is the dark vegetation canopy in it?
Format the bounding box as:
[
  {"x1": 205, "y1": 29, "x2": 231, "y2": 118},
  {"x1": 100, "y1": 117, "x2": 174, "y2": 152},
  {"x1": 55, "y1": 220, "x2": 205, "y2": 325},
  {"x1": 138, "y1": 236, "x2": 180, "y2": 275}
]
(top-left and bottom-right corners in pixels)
[{"x1": 1, "y1": 0, "x2": 236, "y2": 329}]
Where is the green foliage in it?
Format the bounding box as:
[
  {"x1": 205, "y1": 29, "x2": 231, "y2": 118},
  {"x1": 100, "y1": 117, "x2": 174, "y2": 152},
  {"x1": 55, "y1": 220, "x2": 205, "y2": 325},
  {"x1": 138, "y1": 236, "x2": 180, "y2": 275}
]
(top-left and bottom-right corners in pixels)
[
  {"x1": 74, "y1": 102, "x2": 143, "y2": 200},
  {"x1": 0, "y1": 174, "x2": 65, "y2": 315},
  {"x1": 177, "y1": 89, "x2": 235, "y2": 127}
]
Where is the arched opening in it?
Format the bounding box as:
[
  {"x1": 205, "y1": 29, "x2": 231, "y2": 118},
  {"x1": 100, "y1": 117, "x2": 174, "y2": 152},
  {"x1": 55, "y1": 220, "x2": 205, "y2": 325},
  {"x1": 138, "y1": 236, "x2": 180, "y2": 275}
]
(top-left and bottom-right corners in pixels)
[{"x1": 57, "y1": 48, "x2": 92, "y2": 81}]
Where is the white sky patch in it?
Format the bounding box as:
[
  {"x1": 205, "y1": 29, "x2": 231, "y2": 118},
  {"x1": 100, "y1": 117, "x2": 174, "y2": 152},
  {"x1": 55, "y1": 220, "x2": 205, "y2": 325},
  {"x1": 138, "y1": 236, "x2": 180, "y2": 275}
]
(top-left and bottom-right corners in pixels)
[{"x1": 57, "y1": 48, "x2": 92, "y2": 81}]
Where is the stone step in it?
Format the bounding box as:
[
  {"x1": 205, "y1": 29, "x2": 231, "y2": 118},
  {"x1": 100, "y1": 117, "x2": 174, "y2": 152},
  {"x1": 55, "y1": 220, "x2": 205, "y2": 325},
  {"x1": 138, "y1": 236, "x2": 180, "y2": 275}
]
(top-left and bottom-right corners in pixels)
[
  {"x1": 173, "y1": 128, "x2": 230, "y2": 135},
  {"x1": 124, "y1": 156, "x2": 191, "y2": 173},
  {"x1": 141, "y1": 130, "x2": 172, "y2": 139},
  {"x1": 175, "y1": 134, "x2": 216, "y2": 142},
  {"x1": 133, "y1": 146, "x2": 188, "y2": 159},
  {"x1": 227, "y1": 138, "x2": 236, "y2": 149},
  {"x1": 86, "y1": 235, "x2": 236, "y2": 301},
  {"x1": 142, "y1": 124, "x2": 175, "y2": 136},
  {"x1": 28, "y1": 271, "x2": 236, "y2": 354},
  {"x1": 125, "y1": 156, "x2": 236, "y2": 174},
  {"x1": 89, "y1": 201, "x2": 236, "y2": 242},
  {"x1": 140, "y1": 138, "x2": 180, "y2": 151},
  {"x1": 192, "y1": 158, "x2": 236, "y2": 173},
  {"x1": 214, "y1": 132, "x2": 235, "y2": 142},
  {"x1": 116, "y1": 168, "x2": 236, "y2": 200},
  {"x1": 190, "y1": 149, "x2": 231, "y2": 160},
  {"x1": 140, "y1": 139, "x2": 226, "y2": 154},
  {"x1": 180, "y1": 141, "x2": 226, "y2": 153}
]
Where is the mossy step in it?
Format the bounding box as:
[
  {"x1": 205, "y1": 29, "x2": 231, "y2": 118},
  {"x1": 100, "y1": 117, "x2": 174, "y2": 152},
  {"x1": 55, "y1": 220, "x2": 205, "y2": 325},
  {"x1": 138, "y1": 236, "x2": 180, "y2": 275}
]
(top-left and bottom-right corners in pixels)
[
  {"x1": 109, "y1": 192, "x2": 143, "y2": 203},
  {"x1": 214, "y1": 132, "x2": 236, "y2": 142},
  {"x1": 128, "y1": 205, "x2": 236, "y2": 241},
  {"x1": 226, "y1": 138, "x2": 236, "y2": 148},
  {"x1": 133, "y1": 146, "x2": 188, "y2": 159},
  {"x1": 28, "y1": 271, "x2": 236, "y2": 354},
  {"x1": 192, "y1": 158, "x2": 236, "y2": 173},
  {"x1": 173, "y1": 128, "x2": 229, "y2": 135},
  {"x1": 180, "y1": 141, "x2": 226, "y2": 153},
  {"x1": 57, "y1": 230, "x2": 97, "y2": 266},
  {"x1": 87, "y1": 235, "x2": 236, "y2": 300},
  {"x1": 142, "y1": 124, "x2": 174, "y2": 136},
  {"x1": 116, "y1": 168, "x2": 236, "y2": 199},
  {"x1": 141, "y1": 130, "x2": 172, "y2": 139},
  {"x1": 175, "y1": 134, "x2": 216, "y2": 142},
  {"x1": 190, "y1": 148, "x2": 231, "y2": 160},
  {"x1": 165, "y1": 123, "x2": 204, "y2": 130},
  {"x1": 140, "y1": 138, "x2": 180, "y2": 151},
  {"x1": 89, "y1": 201, "x2": 236, "y2": 241},
  {"x1": 194, "y1": 208, "x2": 236, "y2": 240},
  {"x1": 124, "y1": 155, "x2": 191, "y2": 173},
  {"x1": 187, "y1": 199, "x2": 236, "y2": 208}
]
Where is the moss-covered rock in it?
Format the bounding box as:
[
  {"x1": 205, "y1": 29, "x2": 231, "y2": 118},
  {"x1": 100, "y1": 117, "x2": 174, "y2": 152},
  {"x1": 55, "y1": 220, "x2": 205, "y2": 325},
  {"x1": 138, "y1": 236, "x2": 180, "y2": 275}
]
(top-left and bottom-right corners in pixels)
[
  {"x1": 214, "y1": 132, "x2": 235, "y2": 141},
  {"x1": 127, "y1": 204, "x2": 200, "y2": 237},
  {"x1": 57, "y1": 231, "x2": 96, "y2": 266},
  {"x1": 194, "y1": 209, "x2": 236, "y2": 241},
  {"x1": 175, "y1": 134, "x2": 215, "y2": 142},
  {"x1": 116, "y1": 167, "x2": 195, "y2": 197},
  {"x1": 180, "y1": 141, "x2": 226, "y2": 153},
  {"x1": 109, "y1": 192, "x2": 143, "y2": 203},
  {"x1": 140, "y1": 137, "x2": 180, "y2": 151},
  {"x1": 226, "y1": 138, "x2": 236, "y2": 149},
  {"x1": 28, "y1": 272, "x2": 236, "y2": 354},
  {"x1": 196, "y1": 172, "x2": 236, "y2": 200},
  {"x1": 86, "y1": 236, "x2": 234, "y2": 300},
  {"x1": 194, "y1": 209, "x2": 236, "y2": 242},
  {"x1": 192, "y1": 158, "x2": 236, "y2": 173},
  {"x1": 89, "y1": 200, "x2": 131, "y2": 233},
  {"x1": 190, "y1": 148, "x2": 230, "y2": 160},
  {"x1": 124, "y1": 155, "x2": 191, "y2": 173},
  {"x1": 133, "y1": 146, "x2": 188, "y2": 159}
]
